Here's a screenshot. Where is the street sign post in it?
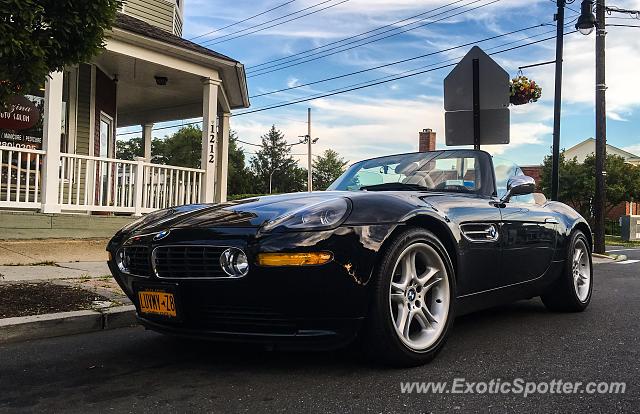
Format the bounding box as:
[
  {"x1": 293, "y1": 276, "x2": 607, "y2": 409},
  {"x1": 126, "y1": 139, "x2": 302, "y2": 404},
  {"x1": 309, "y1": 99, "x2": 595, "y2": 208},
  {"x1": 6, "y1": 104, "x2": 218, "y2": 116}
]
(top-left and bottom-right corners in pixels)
[{"x1": 444, "y1": 46, "x2": 510, "y2": 148}]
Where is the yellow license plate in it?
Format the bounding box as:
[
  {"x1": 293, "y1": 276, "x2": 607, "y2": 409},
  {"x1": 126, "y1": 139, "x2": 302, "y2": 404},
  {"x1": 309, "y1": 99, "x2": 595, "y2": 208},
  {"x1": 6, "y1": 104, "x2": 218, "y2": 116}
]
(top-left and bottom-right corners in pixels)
[{"x1": 138, "y1": 291, "x2": 177, "y2": 317}]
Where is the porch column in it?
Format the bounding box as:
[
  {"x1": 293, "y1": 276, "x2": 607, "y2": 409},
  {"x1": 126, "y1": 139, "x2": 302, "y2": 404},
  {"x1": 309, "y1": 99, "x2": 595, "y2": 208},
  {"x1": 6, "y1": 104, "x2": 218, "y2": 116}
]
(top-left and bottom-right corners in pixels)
[
  {"x1": 40, "y1": 71, "x2": 64, "y2": 213},
  {"x1": 215, "y1": 112, "x2": 230, "y2": 203},
  {"x1": 201, "y1": 78, "x2": 221, "y2": 204},
  {"x1": 142, "y1": 123, "x2": 153, "y2": 162}
]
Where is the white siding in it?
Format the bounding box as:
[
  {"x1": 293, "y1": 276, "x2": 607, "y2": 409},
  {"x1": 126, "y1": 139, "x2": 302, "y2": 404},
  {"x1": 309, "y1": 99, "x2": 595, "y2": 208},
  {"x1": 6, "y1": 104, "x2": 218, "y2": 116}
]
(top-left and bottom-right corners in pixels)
[{"x1": 122, "y1": 0, "x2": 181, "y2": 36}]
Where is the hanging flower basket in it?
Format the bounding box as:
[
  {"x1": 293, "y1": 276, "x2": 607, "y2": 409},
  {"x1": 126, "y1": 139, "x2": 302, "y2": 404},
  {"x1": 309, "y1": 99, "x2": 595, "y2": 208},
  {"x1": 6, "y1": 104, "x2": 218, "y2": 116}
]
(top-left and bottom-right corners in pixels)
[{"x1": 510, "y1": 75, "x2": 542, "y2": 105}]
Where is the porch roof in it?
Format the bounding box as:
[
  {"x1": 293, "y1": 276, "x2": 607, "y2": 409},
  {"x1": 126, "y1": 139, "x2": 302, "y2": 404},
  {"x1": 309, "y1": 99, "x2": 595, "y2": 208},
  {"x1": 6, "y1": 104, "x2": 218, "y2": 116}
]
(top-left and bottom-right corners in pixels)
[
  {"x1": 113, "y1": 14, "x2": 238, "y2": 64},
  {"x1": 102, "y1": 13, "x2": 249, "y2": 127}
]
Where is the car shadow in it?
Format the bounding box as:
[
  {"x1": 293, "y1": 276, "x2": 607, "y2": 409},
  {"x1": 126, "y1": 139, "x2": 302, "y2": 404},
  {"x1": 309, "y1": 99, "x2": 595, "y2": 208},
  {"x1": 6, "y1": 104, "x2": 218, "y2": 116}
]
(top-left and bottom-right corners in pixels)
[{"x1": 131, "y1": 298, "x2": 554, "y2": 370}]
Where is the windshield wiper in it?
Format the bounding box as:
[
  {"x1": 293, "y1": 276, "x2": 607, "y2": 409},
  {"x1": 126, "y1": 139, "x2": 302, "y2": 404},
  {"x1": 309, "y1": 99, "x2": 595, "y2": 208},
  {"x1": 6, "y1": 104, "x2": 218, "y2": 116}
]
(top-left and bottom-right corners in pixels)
[{"x1": 360, "y1": 182, "x2": 432, "y2": 192}]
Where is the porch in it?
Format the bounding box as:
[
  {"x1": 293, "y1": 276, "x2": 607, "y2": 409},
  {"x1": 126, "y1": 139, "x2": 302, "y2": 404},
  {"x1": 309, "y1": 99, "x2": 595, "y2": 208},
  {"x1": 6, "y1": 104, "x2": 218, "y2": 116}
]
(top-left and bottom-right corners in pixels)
[{"x1": 0, "y1": 13, "x2": 249, "y2": 216}]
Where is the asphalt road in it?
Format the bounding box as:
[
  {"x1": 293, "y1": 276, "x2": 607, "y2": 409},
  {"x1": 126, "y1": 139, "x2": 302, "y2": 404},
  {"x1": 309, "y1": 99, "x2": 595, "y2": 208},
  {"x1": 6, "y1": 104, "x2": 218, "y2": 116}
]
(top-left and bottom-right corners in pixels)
[{"x1": 1, "y1": 248, "x2": 638, "y2": 413}]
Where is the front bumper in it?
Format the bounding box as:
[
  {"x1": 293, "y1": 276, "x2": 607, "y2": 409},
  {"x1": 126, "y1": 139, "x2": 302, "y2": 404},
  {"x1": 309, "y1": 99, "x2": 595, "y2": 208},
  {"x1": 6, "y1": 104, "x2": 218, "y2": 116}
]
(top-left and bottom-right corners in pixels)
[{"x1": 107, "y1": 225, "x2": 391, "y2": 348}]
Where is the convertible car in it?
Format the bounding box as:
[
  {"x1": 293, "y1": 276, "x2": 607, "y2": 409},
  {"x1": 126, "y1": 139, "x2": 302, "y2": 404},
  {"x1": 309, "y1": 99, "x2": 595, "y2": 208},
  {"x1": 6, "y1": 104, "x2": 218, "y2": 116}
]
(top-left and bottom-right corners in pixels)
[{"x1": 107, "y1": 149, "x2": 593, "y2": 366}]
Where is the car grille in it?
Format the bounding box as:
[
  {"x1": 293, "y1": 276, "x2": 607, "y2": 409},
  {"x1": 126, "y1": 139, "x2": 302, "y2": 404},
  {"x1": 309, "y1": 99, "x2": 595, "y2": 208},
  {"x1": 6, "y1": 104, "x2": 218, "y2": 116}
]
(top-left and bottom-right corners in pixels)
[
  {"x1": 152, "y1": 245, "x2": 228, "y2": 279},
  {"x1": 120, "y1": 246, "x2": 152, "y2": 276}
]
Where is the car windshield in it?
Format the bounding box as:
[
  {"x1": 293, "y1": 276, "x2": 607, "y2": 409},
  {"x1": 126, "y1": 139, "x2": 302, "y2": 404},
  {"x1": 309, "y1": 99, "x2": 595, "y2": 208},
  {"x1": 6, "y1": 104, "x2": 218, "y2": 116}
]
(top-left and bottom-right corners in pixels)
[{"x1": 327, "y1": 150, "x2": 495, "y2": 196}]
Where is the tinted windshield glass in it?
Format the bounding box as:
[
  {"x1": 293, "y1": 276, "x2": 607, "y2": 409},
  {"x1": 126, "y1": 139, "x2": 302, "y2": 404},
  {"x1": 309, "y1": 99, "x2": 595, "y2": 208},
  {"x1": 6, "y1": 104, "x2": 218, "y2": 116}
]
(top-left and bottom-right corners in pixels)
[{"x1": 328, "y1": 150, "x2": 495, "y2": 196}]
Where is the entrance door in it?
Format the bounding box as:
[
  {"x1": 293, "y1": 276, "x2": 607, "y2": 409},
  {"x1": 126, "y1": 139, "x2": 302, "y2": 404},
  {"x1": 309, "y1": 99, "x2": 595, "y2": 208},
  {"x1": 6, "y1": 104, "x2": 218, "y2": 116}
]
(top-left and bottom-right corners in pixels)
[{"x1": 494, "y1": 158, "x2": 556, "y2": 284}]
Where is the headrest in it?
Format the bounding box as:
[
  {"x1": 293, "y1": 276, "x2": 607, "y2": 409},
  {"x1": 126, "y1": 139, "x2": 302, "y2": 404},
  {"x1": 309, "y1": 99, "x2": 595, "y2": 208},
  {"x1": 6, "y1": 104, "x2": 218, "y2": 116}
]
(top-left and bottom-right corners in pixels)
[{"x1": 395, "y1": 161, "x2": 420, "y2": 175}]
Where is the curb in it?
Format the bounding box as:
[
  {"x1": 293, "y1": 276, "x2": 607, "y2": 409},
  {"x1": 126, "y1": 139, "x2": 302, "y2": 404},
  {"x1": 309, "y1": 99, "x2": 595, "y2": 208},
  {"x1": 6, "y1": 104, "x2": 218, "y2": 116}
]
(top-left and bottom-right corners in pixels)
[
  {"x1": 593, "y1": 253, "x2": 628, "y2": 262},
  {"x1": 0, "y1": 305, "x2": 137, "y2": 345}
]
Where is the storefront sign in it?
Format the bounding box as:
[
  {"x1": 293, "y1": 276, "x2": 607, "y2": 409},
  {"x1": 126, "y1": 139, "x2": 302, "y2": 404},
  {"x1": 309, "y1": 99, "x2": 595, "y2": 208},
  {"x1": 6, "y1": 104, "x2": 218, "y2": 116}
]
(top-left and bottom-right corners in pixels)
[
  {"x1": 0, "y1": 95, "x2": 39, "y2": 131},
  {"x1": 0, "y1": 95, "x2": 44, "y2": 150}
]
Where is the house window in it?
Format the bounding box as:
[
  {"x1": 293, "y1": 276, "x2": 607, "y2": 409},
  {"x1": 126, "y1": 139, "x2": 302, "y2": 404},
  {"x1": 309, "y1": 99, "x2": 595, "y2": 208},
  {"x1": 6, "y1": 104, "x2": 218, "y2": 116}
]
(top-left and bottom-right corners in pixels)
[{"x1": 99, "y1": 113, "x2": 113, "y2": 158}]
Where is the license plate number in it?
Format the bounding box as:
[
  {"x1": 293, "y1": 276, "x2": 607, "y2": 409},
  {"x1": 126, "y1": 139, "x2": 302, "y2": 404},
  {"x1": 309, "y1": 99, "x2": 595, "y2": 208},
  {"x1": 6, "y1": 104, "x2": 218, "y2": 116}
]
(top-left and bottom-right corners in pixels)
[{"x1": 138, "y1": 291, "x2": 177, "y2": 317}]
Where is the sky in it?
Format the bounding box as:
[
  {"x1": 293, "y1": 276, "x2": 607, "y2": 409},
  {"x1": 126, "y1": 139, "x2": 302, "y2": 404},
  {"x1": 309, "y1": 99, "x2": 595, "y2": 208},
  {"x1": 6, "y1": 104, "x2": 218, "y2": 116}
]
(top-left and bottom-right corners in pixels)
[{"x1": 120, "y1": 0, "x2": 640, "y2": 168}]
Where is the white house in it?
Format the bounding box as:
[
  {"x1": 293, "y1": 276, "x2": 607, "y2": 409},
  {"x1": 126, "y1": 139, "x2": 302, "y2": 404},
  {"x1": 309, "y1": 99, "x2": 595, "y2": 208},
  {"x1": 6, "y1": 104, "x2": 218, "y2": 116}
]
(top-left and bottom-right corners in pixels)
[
  {"x1": 0, "y1": 2, "x2": 250, "y2": 216},
  {"x1": 564, "y1": 138, "x2": 640, "y2": 166}
]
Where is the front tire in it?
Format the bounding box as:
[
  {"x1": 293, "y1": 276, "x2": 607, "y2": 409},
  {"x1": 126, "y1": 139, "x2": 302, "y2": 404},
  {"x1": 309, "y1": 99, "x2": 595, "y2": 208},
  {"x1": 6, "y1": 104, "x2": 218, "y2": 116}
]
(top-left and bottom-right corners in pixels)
[
  {"x1": 541, "y1": 230, "x2": 593, "y2": 312},
  {"x1": 364, "y1": 228, "x2": 456, "y2": 367}
]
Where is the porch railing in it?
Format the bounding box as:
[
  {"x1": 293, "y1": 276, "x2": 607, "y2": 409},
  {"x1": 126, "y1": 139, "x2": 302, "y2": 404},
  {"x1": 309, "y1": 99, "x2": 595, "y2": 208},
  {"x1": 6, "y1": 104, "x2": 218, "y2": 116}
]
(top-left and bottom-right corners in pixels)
[
  {"x1": 57, "y1": 154, "x2": 205, "y2": 214},
  {"x1": 0, "y1": 147, "x2": 45, "y2": 209},
  {"x1": 142, "y1": 163, "x2": 204, "y2": 210}
]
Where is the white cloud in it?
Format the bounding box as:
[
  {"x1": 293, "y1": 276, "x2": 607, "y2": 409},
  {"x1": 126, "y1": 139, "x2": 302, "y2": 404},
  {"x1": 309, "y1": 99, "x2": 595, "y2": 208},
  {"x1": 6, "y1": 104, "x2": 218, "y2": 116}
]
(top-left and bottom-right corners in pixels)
[
  {"x1": 231, "y1": 96, "x2": 555, "y2": 166},
  {"x1": 286, "y1": 77, "x2": 301, "y2": 88},
  {"x1": 484, "y1": 122, "x2": 552, "y2": 155}
]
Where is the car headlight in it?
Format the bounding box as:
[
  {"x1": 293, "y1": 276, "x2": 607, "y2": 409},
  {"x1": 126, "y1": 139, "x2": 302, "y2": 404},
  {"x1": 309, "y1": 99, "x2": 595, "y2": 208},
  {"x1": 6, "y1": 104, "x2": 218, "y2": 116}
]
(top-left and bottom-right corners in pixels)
[{"x1": 261, "y1": 198, "x2": 351, "y2": 232}]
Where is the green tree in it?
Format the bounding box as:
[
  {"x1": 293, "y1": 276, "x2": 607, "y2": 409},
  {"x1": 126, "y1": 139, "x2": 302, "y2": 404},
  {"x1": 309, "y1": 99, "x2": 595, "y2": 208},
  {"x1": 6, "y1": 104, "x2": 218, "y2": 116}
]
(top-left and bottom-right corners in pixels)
[
  {"x1": 154, "y1": 125, "x2": 202, "y2": 168},
  {"x1": 541, "y1": 151, "x2": 640, "y2": 220},
  {"x1": 115, "y1": 136, "x2": 167, "y2": 162},
  {"x1": 540, "y1": 152, "x2": 592, "y2": 219},
  {"x1": 249, "y1": 125, "x2": 306, "y2": 194},
  {"x1": 312, "y1": 149, "x2": 348, "y2": 190},
  {"x1": 583, "y1": 154, "x2": 640, "y2": 217},
  {"x1": 228, "y1": 131, "x2": 256, "y2": 195},
  {"x1": 115, "y1": 137, "x2": 143, "y2": 161},
  {"x1": 0, "y1": 0, "x2": 121, "y2": 106}
]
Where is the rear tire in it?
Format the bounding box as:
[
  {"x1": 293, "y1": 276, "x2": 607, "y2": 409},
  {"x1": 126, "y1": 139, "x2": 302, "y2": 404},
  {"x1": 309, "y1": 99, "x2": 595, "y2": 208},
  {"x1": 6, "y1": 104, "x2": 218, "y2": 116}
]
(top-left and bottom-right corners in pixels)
[
  {"x1": 541, "y1": 230, "x2": 593, "y2": 312},
  {"x1": 363, "y1": 228, "x2": 456, "y2": 367}
]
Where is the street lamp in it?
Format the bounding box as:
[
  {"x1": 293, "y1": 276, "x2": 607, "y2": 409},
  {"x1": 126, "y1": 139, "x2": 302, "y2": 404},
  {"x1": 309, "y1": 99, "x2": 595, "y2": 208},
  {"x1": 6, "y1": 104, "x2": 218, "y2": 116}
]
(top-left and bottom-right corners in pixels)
[
  {"x1": 269, "y1": 164, "x2": 282, "y2": 194},
  {"x1": 575, "y1": 0, "x2": 597, "y2": 35}
]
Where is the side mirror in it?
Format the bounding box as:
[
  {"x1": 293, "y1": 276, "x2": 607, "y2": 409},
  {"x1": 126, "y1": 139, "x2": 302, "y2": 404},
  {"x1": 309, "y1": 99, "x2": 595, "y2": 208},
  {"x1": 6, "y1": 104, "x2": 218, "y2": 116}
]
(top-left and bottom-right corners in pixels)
[{"x1": 500, "y1": 175, "x2": 536, "y2": 203}]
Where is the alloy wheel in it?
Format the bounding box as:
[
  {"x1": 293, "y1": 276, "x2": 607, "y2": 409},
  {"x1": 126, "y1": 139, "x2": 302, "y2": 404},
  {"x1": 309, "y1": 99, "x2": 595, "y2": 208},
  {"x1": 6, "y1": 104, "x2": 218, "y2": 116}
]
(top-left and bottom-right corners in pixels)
[
  {"x1": 572, "y1": 239, "x2": 591, "y2": 303},
  {"x1": 388, "y1": 243, "x2": 450, "y2": 351}
]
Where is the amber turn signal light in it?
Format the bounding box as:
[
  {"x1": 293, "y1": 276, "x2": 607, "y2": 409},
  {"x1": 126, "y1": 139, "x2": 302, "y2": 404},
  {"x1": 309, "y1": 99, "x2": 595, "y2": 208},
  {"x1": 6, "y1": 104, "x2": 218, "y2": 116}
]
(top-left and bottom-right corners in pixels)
[{"x1": 257, "y1": 252, "x2": 333, "y2": 267}]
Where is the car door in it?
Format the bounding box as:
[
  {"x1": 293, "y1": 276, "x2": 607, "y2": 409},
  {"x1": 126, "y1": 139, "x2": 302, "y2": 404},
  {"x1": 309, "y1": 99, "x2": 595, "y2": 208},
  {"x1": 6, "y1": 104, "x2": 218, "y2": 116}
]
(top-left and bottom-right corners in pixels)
[{"x1": 494, "y1": 160, "x2": 556, "y2": 284}]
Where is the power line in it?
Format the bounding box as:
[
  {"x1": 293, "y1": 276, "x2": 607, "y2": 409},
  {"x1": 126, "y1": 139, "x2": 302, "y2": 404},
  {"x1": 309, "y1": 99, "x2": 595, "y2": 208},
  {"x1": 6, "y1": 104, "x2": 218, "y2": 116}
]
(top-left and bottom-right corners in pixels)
[
  {"x1": 247, "y1": 0, "x2": 497, "y2": 77},
  {"x1": 246, "y1": 0, "x2": 469, "y2": 70},
  {"x1": 117, "y1": 27, "x2": 568, "y2": 136},
  {"x1": 198, "y1": 0, "x2": 349, "y2": 46},
  {"x1": 234, "y1": 33, "x2": 568, "y2": 117},
  {"x1": 249, "y1": 21, "x2": 554, "y2": 99},
  {"x1": 236, "y1": 138, "x2": 305, "y2": 147},
  {"x1": 188, "y1": 1, "x2": 297, "y2": 41},
  {"x1": 606, "y1": 23, "x2": 640, "y2": 28}
]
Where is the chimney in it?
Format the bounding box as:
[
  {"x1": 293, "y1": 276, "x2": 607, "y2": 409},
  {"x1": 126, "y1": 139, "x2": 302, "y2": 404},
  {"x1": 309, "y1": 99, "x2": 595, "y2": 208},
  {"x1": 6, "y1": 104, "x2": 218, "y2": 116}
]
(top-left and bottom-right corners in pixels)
[{"x1": 419, "y1": 129, "x2": 436, "y2": 152}]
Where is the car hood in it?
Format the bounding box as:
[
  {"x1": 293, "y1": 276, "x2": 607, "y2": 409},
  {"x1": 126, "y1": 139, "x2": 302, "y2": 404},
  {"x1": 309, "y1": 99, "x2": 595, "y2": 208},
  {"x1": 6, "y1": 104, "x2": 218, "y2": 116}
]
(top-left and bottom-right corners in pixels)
[
  {"x1": 124, "y1": 192, "x2": 353, "y2": 234},
  {"x1": 120, "y1": 190, "x2": 487, "y2": 236}
]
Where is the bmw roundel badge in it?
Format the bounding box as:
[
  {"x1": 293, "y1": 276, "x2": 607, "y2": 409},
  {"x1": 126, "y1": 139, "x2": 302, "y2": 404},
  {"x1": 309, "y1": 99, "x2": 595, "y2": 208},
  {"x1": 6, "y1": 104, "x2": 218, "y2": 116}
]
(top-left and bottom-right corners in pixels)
[{"x1": 153, "y1": 230, "x2": 171, "y2": 241}]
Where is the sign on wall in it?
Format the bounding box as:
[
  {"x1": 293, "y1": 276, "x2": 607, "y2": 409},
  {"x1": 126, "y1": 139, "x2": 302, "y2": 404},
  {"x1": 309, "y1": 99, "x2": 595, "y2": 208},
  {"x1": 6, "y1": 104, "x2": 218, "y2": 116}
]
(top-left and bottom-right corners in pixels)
[{"x1": 0, "y1": 94, "x2": 44, "y2": 150}]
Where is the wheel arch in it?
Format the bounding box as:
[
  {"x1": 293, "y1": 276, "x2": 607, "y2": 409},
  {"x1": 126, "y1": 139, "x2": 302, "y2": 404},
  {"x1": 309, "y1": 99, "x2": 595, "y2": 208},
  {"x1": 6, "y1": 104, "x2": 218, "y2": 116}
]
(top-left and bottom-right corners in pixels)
[
  {"x1": 573, "y1": 221, "x2": 593, "y2": 252},
  {"x1": 379, "y1": 214, "x2": 459, "y2": 278}
]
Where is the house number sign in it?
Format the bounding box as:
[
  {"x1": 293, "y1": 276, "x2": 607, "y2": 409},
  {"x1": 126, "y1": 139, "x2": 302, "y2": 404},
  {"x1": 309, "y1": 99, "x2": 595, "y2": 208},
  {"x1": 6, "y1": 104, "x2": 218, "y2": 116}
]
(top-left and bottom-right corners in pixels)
[{"x1": 208, "y1": 121, "x2": 216, "y2": 164}]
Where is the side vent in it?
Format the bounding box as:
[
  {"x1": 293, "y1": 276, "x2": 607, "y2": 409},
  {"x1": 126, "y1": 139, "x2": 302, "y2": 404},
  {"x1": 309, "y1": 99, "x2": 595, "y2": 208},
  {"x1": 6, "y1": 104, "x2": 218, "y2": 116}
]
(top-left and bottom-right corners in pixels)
[{"x1": 460, "y1": 223, "x2": 499, "y2": 242}]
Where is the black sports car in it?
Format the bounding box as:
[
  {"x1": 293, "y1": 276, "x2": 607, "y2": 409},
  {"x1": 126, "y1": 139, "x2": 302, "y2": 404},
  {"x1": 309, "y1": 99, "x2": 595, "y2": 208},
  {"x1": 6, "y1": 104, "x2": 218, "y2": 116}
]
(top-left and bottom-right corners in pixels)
[{"x1": 107, "y1": 149, "x2": 593, "y2": 366}]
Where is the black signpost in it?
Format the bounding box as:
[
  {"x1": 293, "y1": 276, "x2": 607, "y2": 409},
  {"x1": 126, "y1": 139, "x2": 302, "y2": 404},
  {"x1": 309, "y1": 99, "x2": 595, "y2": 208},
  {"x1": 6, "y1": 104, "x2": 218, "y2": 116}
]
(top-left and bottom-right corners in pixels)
[{"x1": 444, "y1": 46, "x2": 510, "y2": 148}]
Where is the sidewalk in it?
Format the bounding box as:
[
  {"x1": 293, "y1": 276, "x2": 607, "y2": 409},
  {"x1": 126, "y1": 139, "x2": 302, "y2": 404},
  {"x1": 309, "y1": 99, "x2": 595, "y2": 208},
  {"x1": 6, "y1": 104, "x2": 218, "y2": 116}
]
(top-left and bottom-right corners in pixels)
[
  {"x1": 0, "y1": 239, "x2": 109, "y2": 265},
  {"x1": 0, "y1": 257, "x2": 137, "y2": 344}
]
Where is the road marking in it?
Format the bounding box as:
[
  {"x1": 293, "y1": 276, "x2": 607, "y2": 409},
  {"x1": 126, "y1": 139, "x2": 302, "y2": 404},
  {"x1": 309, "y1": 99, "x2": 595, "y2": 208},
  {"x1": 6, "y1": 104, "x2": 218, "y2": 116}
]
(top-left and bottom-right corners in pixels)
[
  {"x1": 607, "y1": 248, "x2": 640, "y2": 253},
  {"x1": 616, "y1": 260, "x2": 640, "y2": 265}
]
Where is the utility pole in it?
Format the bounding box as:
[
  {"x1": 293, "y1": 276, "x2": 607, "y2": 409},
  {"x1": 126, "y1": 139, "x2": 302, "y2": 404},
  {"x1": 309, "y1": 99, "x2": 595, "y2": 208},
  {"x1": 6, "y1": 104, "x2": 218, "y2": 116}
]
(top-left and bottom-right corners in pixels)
[
  {"x1": 551, "y1": 0, "x2": 565, "y2": 201},
  {"x1": 307, "y1": 108, "x2": 312, "y2": 192},
  {"x1": 594, "y1": 0, "x2": 607, "y2": 254}
]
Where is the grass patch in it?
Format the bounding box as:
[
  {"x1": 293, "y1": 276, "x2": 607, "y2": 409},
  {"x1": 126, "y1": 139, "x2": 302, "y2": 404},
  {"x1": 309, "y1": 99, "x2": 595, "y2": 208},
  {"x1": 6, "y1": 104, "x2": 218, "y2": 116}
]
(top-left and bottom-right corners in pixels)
[{"x1": 605, "y1": 236, "x2": 640, "y2": 248}]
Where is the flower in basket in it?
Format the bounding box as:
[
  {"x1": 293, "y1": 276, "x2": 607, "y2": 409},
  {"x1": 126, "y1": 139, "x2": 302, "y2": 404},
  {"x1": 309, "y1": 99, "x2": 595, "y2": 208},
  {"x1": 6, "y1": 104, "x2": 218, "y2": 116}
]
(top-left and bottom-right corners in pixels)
[{"x1": 510, "y1": 75, "x2": 542, "y2": 105}]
